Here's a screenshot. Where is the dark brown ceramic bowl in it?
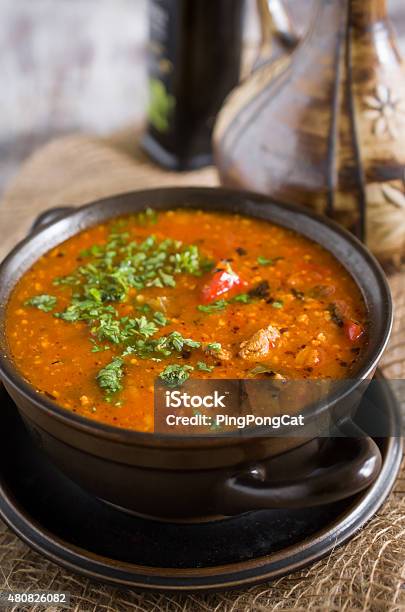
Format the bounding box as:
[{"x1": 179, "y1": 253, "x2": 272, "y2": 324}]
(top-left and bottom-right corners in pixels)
[{"x1": 0, "y1": 188, "x2": 393, "y2": 520}]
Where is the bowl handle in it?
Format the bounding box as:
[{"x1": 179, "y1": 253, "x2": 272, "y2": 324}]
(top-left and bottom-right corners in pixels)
[
  {"x1": 216, "y1": 420, "x2": 382, "y2": 514},
  {"x1": 30, "y1": 207, "x2": 75, "y2": 234}
]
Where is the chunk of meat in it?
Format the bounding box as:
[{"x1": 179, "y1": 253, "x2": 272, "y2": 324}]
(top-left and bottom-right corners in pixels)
[
  {"x1": 309, "y1": 284, "x2": 336, "y2": 299},
  {"x1": 203, "y1": 344, "x2": 232, "y2": 361},
  {"x1": 239, "y1": 325, "x2": 280, "y2": 360},
  {"x1": 295, "y1": 346, "x2": 321, "y2": 367}
]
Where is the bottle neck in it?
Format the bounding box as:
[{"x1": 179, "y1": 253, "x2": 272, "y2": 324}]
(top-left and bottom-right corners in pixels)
[{"x1": 350, "y1": 0, "x2": 388, "y2": 30}]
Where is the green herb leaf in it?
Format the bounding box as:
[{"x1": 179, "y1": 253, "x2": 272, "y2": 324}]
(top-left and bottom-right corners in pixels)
[
  {"x1": 158, "y1": 270, "x2": 176, "y2": 287},
  {"x1": 159, "y1": 364, "x2": 194, "y2": 387},
  {"x1": 42, "y1": 225, "x2": 216, "y2": 399},
  {"x1": 197, "y1": 292, "x2": 253, "y2": 313},
  {"x1": 80, "y1": 244, "x2": 105, "y2": 259},
  {"x1": 197, "y1": 361, "x2": 214, "y2": 372},
  {"x1": 121, "y1": 330, "x2": 201, "y2": 360},
  {"x1": 257, "y1": 256, "x2": 283, "y2": 266},
  {"x1": 231, "y1": 293, "x2": 251, "y2": 304},
  {"x1": 94, "y1": 315, "x2": 122, "y2": 344},
  {"x1": 25, "y1": 294, "x2": 57, "y2": 312},
  {"x1": 171, "y1": 244, "x2": 213, "y2": 276},
  {"x1": 136, "y1": 207, "x2": 158, "y2": 226},
  {"x1": 96, "y1": 357, "x2": 124, "y2": 395},
  {"x1": 153, "y1": 311, "x2": 168, "y2": 327},
  {"x1": 272, "y1": 300, "x2": 284, "y2": 309},
  {"x1": 197, "y1": 299, "x2": 228, "y2": 313},
  {"x1": 206, "y1": 342, "x2": 222, "y2": 352},
  {"x1": 90, "y1": 339, "x2": 110, "y2": 353},
  {"x1": 55, "y1": 299, "x2": 116, "y2": 322},
  {"x1": 166, "y1": 331, "x2": 201, "y2": 352},
  {"x1": 53, "y1": 274, "x2": 80, "y2": 286},
  {"x1": 54, "y1": 229, "x2": 210, "y2": 301},
  {"x1": 136, "y1": 316, "x2": 159, "y2": 338},
  {"x1": 136, "y1": 303, "x2": 151, "y2": 314}
]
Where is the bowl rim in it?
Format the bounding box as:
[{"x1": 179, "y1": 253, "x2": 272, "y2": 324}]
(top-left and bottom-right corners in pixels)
[{"x1": 0, "y1": 186, "x2": 393, "y2": 446}]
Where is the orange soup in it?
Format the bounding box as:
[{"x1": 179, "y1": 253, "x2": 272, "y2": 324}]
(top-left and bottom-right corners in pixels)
[{"x1": 6, "y1": 209, "x2": 368, "y2": 431}]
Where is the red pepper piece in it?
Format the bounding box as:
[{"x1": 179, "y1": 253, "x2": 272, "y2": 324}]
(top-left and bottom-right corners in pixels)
[
  {"x1": 201, "y1": 264, "x2": 245, "y2": 303},
  {"x1": 344, "y1": 320, "x2": 364, "y2": 342}
]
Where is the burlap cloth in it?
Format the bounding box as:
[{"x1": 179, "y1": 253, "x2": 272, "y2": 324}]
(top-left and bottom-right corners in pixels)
[{"x1": 0, "y1": 132, "x2": 404, "y2": 611}]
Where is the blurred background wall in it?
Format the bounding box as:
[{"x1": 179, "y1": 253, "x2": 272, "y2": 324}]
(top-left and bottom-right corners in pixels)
[{"x1": 0, "y1": 0, "x2": 404, "y2": 196}]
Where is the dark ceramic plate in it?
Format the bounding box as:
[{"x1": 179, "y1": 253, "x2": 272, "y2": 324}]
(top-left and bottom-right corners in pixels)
[{"x1": 0, "y1": 374, "x2": 402, "y2": 592}]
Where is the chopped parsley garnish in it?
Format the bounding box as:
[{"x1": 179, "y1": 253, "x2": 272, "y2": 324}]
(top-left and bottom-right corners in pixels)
[
  {"x1": 272, "y1": 300, "x2": 284, "y2": 309},
  {"x1": 135, "y1": 305, "x2": 168, "y2": 327},
  {"x1": 197, "y1": 300, "x2": 228, "y2": 313},
  {"x1": 134, "y1": 316, "x2": 159, "y2": 338},
  {"x1": 197, "y1": 293, "x2": 252, "y2": 314},
  {"x1": 96, "y1": 357, "x2": 124, "y2": 395},
  {"x1": 206, "y1": 342, "x2": 222, "y2": 352},
  {"x1": 159, "y1": 364, "x2": 194, "y2": 387},
  {"x1": 122, "y1": 338, "x2": 170, "y2": 359},
  {"x1": 55, "y1": 299, "x2": 116, "y2": 323},
  {"x1": 93, "y1": 315, "x2": 123, "y2": 344},
  {"x1": 22, "y1": 220, "x2": 219, "y2": 399},
  {"x1": 91, "y1": 314, "x2": 162, "y2": 349},
  {"x1": 257, "y1": 256, "x2": 283, "y2": 266},
  {"x1": 197, "y1": 361, "x2": 214, "y2": 372},
  {"x1": 24, "y1": 294, "x2": 57, "y2": 312},
  {"x1": 232, "y1": 293, "x2": 251, "y2": 303},
  {"x1": 90, "y1": 339, "x2": 110, "y2": 353},
  {"x1": 54, "y1": 228, "x2": 212, "y2": 301},
  {"x1": 136, "y1": 207, "x2": 158, "y2": 226},
  {"x1": 158, "y1": 270, "x2": 175, "y2": 287},
  {"x1": 165, "y1": 332, "x2": 201, "y2": 352},
  {"x1": 53, "y1": 274, "x2": 80, "y2": 286},
  {"x1": 153, "y1": 311, "x2": 168, "y2": 326},
  {"x1": 136, "y1": 303, "x2": 151, "y2": 314},
  {"x1": 121, "y1": 331, "x2": 201, "y2": 362}
]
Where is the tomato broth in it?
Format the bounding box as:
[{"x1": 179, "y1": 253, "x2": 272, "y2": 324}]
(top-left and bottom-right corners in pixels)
[{"x1": 6, "y1": 209, "x2": 368, "y2": 431}]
